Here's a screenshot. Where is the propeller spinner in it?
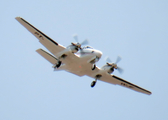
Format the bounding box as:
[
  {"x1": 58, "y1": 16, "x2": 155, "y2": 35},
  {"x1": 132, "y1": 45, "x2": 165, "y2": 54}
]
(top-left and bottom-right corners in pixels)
[
  {"x1": 105, "y1": 56, "x2": 124, "y2": 74},
  {"x1": 72, "y1": 34, "x2": 89, "y2": 50}
]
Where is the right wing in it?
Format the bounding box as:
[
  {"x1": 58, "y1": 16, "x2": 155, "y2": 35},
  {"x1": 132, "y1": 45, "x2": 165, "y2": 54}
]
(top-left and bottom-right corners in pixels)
[
  {"x1": 110, "y1": 75, "x2": 152, "y2": 95},
  {"x1": 86, "y1": 67, "x2": 152, "y2": 95},
  {"x1": 15, "y1": 17, "x2": 65, "y2": 56}
]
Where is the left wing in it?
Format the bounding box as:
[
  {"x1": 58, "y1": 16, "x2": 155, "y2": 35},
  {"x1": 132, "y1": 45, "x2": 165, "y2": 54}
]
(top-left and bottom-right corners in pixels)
[
  {"x1": 15, "y1": 17, "x2": 65, "y2": 57},
  {"x1": 16, "y1": 17, "x2": 80, "y2": 66},
  {"x1": 86, "y1": 67, "x2": 152, "y2": 95}
]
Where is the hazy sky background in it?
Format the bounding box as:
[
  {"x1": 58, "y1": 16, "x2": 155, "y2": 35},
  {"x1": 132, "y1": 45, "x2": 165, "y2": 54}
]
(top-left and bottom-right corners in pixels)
[{"x1": 0, "y1": 0, "x2": 168, "y2": 120}]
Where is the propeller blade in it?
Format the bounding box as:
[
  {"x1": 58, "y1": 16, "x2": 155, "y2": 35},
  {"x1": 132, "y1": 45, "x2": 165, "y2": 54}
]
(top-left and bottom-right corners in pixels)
[
  {"x1": 81, "y1": 39, "x2": 89, "y2": 46},
  {"x1": 72, "y1": 35, "x2": 90, "y2": 50},
  {"x1": 115, "y1": 56, "x2": 122, "y2": 64},
  {"x1": 117, "y1": 66, "x2": 124, "y2": 74},
  {"x1": 105, "y1": 56, "x2": 112, "y2": 63},
  {"x1": 73, "y1": 34, "x2": 79, "y2": 43}
]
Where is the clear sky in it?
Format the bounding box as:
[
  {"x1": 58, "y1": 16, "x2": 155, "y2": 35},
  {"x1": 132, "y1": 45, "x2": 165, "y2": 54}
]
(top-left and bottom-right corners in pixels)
[{"x1": 0, "y1": 0, "x2": 168, "y2": 120}]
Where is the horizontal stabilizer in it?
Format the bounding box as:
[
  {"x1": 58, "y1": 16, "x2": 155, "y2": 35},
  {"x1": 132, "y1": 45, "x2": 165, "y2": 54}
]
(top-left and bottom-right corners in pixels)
[{"x1": 36, "y1": 49, "x2": 58, "y2": 65}]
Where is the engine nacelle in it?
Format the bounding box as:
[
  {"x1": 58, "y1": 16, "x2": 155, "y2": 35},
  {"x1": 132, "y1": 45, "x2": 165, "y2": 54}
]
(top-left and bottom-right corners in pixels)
[
  {"x1": 101, "y1": 64, "x2": 114, "y2": 74},
  {"x1": 55, "y1": 45, "x2": 78, "y2": 59},
  {"x1": 66, "y1": 45, "x2": 79, "y2": 53}
]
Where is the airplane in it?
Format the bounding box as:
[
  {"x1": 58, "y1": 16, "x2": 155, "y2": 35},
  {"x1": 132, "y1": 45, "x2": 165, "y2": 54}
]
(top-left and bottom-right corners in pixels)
[{"x1": 15, "y1": 17, "x2": 152, "y2": 95}]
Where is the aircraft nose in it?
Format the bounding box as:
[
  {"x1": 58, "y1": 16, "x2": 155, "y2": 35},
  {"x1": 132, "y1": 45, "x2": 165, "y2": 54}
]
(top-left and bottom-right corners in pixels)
[{"x1": 96, "y1": 50, "x2": 102, "y2": 58}]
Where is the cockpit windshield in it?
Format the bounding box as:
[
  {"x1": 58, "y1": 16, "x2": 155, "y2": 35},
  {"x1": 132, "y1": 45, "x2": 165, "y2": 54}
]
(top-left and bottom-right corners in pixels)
[{"x1": 82, "y1": 46, "x2": 93, "y2": 49}]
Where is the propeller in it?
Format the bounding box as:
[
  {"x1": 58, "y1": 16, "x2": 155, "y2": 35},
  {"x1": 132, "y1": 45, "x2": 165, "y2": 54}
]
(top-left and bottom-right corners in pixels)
[
  {"x1": 72, "y1": 34, "x2": 89, "y2": 50},
  {"x1": 105, "y1": 56, "x2": 124, "y2": 74}
]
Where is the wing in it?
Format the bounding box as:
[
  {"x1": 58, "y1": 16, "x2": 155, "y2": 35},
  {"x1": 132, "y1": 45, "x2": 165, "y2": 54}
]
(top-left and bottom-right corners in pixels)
[
  {"x1": 16, "y1": 17, "x2": 81, "y2": 65},
  {"x1": 111, "y1": 75, "x2": 151, "y2": 95},
  {"x1": 86, "y1": 67, "x2": 152, "y2": 95},
  {"x1": 15, "y1": 17, "x2": 65, "y2": 56}
]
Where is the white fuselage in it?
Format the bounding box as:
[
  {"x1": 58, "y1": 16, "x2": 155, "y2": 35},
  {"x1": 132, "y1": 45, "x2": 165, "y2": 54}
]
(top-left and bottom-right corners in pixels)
[
  {"x1": 58, "y1": 47, "x2": 102, "y2": 76},
  {"x1": 76, "y1": 48, "x2": 102, "y2": 63}
]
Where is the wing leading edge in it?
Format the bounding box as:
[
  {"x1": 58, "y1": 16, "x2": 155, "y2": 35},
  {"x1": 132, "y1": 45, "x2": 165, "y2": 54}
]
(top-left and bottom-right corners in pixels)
[
  {"x1": 111, "y1": 75, "x2": 152, "y2": 95},
  {"x1": 99, "y1": 73, "x2": 152, "y2": 95},
  {"x1": 16, "y1": 17, "x2": 80, "y2": 63},
  {"x1": 86, "y1": 67, "x2": 152, "y2": 95},
  {"x1": 15, "y1": 17, "x2": 65, "y2": 56}
]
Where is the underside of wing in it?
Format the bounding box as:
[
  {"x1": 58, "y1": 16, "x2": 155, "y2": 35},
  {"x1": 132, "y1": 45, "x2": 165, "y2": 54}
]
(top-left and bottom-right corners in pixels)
[
  {"x1": 99, "y1": 73, "x2": 151, "y2": 95},
  {"x1": 111, "y1": 75, "x2": 152, "y2": 95},
  {"x1": 86, "y1": 68, "x2": 152, "y2": 95},
  {"x1": 15, "y1": 17, "x2": 65, "y2": 56}
]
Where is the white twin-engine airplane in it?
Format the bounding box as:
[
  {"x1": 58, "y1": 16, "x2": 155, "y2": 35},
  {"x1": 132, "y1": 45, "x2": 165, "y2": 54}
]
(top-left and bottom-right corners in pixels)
[{"x1": 15, "y1": 17, "x2": 152, "y2": 95}]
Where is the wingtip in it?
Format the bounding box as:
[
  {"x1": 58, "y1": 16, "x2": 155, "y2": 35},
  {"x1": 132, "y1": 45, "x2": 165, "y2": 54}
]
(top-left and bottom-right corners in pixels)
[
  {"x1": 36, "y1": 48, "x2": 42, "y2": 52},
  {"x1": 15, "y1": 16, "x2": 22, "y2": 21},
  {"x1": 146, "y1": 91, "x2": 152, "y2": 95},
  {"x1": 15, "y1": 16, "x2": 20, "y2": 19}
]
